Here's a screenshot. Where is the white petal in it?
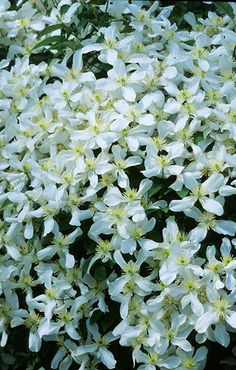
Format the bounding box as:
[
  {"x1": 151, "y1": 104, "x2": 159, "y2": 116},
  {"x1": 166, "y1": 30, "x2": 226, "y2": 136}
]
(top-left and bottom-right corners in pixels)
[
  {"x1": 201, "y1": 173, "x2": 224, "y2": 194},
  {"x1": 113, "y1": 60, "x2": 126, "y2": 77},
  {"x1": 121, "y1": 239, "x2": 136, "y2": 254},
  {"x1": 122, "y1": 86, "x2": 136, "y2": 102},
  {"x1": 197, "y1": 107, "x2": 211, "y2": 118},
  {"x1": 18, "y1": 204, "x2": 29, "y2": 222},
  {"x1": 226, "y1": 311, "x2": 236, "y2": 328},
  {"x1": 99, "y1": 347, "x2": 116, "y2": 369},
  {"x1": 190, "y1": 293, "x2": 204, "y2": 316},
  {"x1": 225, "y1": 272, "x2": 236, "y2": 290},
  {"x1": 8, "y1": 192, "x2": 26, "y2": 203},
  {"x1": 66, "y1": 323, "x2": 81, "y2": 340},
  {"x1": 168, "y1": 165, "x2": 184, "y2": 175},
  {"x1": 120, "y1": 295, "x2": 130, "y2": 319},
  {"x1": 0, "y1": 59, "x2": 9, "y2": 69},
  {"x1": 139, "y1": 239, "x2": 160, "y2": 251},
  {"x1": 58, "y1": 356, "x2": 72, "y2": 369},
  {"x1": 164, "y1": 99, "x2": 181, "y2": 114},
  {"x1": 138, "y1": 113, "x2": 155, "y2": 126},
  {"x1": 109, "y1": 276, "x2": 129, "y2": 296},
  {"x1": 213, "y1": 220, "x2": 236, "y2": 236},
  {"x1": 163, "y1": 66, "x2": 177, "y2": 79},
  {"x1": 106, "y1": 49, "x2": 118, "y2": 65},
  {"x1": 114, "y1": 99, "x2": 130, "y2": 113},
  {"x1": 200, "y1": 197, "x2": 224, "y2": 216},
  {"x1": 104, "y1": 187, "x2": 122, "y2": 206},
  {"x1": 169, "y1": 196, "x2": 195, "y2": 212},
  {"x1": 51, "y1": 349, "x2": 65, "y2": 369},
  {"x1": 195, "y1": 311, "x2": 217, "y2": 333},
  {"x1": 74, "y1": 344, "x2": 97, "y2": 356},
  {"x1": 38, "y1": 319, "x2": 59, "y2": 337},
  {"x1": 114, "y1": 251, "x2": 127, "y2": 268},
  {"x1": 125, "y1": 156, "x2": 142, "y2": 167},
  {"x1": 159, "y1": 264, "x2": 177, "y2": 285},
  {"x1": 117, "y1": 222, "x2": 130, "y2": 239},
  {"x1": 158, "y1": 356, "x2": 180, "y2": 369},
  {"x1": 112, "y1": 320, "x2": 129, "y2": 337},
  {"x1": 65, "y1": 252, "x2": 75, "y2": 269},
  {"x1": 96, "y1": 133, "x2": 118, "y2": 149},
  {"x1": 31, "y1": 21, "x2": 44, "y2": 31},
  {"x1": 44, "y1": 218, "x2": 55, "y2": 236},
  {"x1": 126, "y1": 137, "x2": 139, "y2": 151},
  {"x1": 1, "y1": 330, "x2": 8, "y2": 347},
  {"x1": 29, "y1": 331, "x2": 41, "y2": 352},
  {"x1": 89, "y1": 219, "x2": 111, "y2": 236},
  {"x1": 82, "y1": 44, "x2": 103, "y2": 53},
  {"x1": 37, "y1": 246, "x2": 55, "y2": 260},
  {"x1": 220, "y1": 185, "x2": 236, "y2": 196},
  {"x1": 199, "y1": 59, "x2": 209, "y2": 72},
  {"x1": 132, "y1": 206, "x2": 146, "y2": 222},
  {"x1": 139, "y1": 179, "x2": 153, "y2": 194},
  {"x1": 183, "y1": 173, "x2": 198, "y2": 191},
  {"x1": 6, "y1": 246, "x2": 20, "y2": 260},
  {"x1": 194, "y1": 346, "x2": 208, "y2": 362},
  {"x1": 24, "y1": 222, "x2": 34, "y2": 240},
  {"x1": 164, "y1": 82, "x2": 179, "y2": 96},
  {"x1": 172, "y1": 338, "x2": 192, "y2": 352},
  {"x1": 189, "y1": 226, "x2": 207, "y2": 243},
  {"x1": 110, "y1": 118, "x2": 129, "y2": 131},
  {"x1": 134, "y1": 277, "x2": 153, "y2": 292},
  {"x1": 215, "y1": 323, "x2": 230, "y2": 347},
  {"x1": 140, "y1": 91, "x2": 164, "y2": 109}
]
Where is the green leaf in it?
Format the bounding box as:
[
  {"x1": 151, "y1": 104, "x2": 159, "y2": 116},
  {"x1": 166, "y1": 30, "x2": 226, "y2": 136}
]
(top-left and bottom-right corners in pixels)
[
  {"x1": 195, "y1": 134, "x2": 203, "y2": 144},
  {"x1": 214, "y1": 3, "x2": 234, "y2": 19},
  {"x1": 177, "y1": 188, "x2": 189, "y2": 198},
  {"x1": 60, "y1": 4, "x2": 70, "y2": 15},
  {"x1": 149, "y1": 184, "x2": 163, "y2": 197},
  {"x1": 94, "y1": 265, "x2": 107, "y2": 282},
  {"x1": 54, "y1": 40, "x2": 81, "y2": 50},
  {"x1": 101, "y1": 313, "x2": 118, "y2": 332},
  {"x1": 39, "y1": 24, "x2": 64, "y2": 37},
  {"x1": 0, "y1": 47, "x2": 8, "y2": 59},
  {"x1": 221, "y1": 357, "x2": 236, "y2": 368},
  {"x1": 90, "y1": 310, "x2": 103, "y2": 324},
  {"x1": 0, "y1": 199, "x2": 11, "y2": 211},
  {"x1": 76, "y1": 5, "x2": 83, "y2": 15},
  {"x1": 184, "y1": 40, "x2": 195, "y2": 47},
  {"x1": 108, "y1": 260, "x2": 115, "y2": 269},
  {"x1": 82, "y1": 256, "x2": 93, "y2": 277},
  {"x1": 32, "y1": 36, "x2": 66, "y2": 51}
]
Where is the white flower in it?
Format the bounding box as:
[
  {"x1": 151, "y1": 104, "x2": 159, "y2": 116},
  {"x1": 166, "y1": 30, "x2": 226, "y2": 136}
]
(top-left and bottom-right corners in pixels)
[
  {"x1": 113, "y1": 217, "x2": 156, "y2": 254},
  {"x1": 149, "y1": 312, "x2": 192, "y2": 352},
  {"x1": 195, "y1": 292, "x2": 236, "y2": 347},
  {"x1": 37, "y1": 229, "x2": 81, "y2": 269},
  {"x1": 176, "y1": 347, "x2": 207, "y2": 370},
  {"x1": 108, "y1": 250, "x2": 154, "y2": 296},
  {"x1": 170, "y1": 172, "x2": 225, "y2": 215},
  {"x1": 97, "y1": 60, "x2": 146, "y2": 102},
  {"x1": 184, "y1": 206, "x2": 236, "y2": 243},
  {"x1": 0, "y1": 0, "x2": 236, "y2": 367},
  {"x1": 142, "y1": 143, "x2": 184, "y2": 179},
  {"x1": 73, "y1": 322, "x2": 117, "y2": 369},
  {"x1": 133, "y1": 347, "x2": 180, "y2": 370}
]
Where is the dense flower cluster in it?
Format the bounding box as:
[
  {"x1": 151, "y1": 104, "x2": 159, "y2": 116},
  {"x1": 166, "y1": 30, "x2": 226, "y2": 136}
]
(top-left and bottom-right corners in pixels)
[{"x1": 0, "y1": 0, "x2": 236, "y2": 369}]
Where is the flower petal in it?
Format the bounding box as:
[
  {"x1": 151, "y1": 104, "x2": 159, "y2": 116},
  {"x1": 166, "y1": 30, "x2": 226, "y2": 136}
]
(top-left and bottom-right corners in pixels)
[
  {"x1": 200, "y1": 197, "x2": 224, "y2": 216},
  {"x1": 169, "y1": 196, "x2": 195, "y2": 212}
]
